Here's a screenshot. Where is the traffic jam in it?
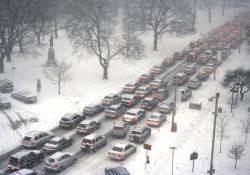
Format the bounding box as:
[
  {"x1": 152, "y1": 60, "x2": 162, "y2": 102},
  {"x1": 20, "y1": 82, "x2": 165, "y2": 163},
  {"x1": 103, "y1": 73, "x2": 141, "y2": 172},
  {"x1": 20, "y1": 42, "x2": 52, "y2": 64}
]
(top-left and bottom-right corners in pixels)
[{"x1": 0, "y1": 11, "x2": 249, "y2": 175}]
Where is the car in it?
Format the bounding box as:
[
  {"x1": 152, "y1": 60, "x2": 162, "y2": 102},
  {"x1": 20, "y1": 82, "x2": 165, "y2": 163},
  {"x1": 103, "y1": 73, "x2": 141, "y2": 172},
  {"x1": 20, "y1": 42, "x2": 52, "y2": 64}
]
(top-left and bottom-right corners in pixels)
[
  {"x1": 138, "y1": 73, "x2": 155, "y2": 84},
  {"x1": 147, "y1": 112, "x2": 167, "y2": 127},
  {"x1": 203, "y1": 63, "x2": 216, "y2": 74},
  {"x1": 0, "y1": 78, "x2": 13, "y2": 93},
  {"x1": 59, "y1": 113, "x2": 85, "y2": 129},
  {"x1": 105, "y1": 166, "x2": 130, "y2": 175},
  {"x1": 83, "y1": 104, "x2": 104, "y2": 117},
  {"x1": 111, "y1": 122, "x2": 129, "y2": 138},
  {"x1": 101, "y1": 93, "x2": 122, "y2": 106},
  {"x1": 158, "y1": 101, "x2": 175, "y2": 114},
  {"x1": 140, "y1": 97, "x2": 159, "y2": 111},
  {"x1": 122, "y1": 108, "x2": 146, "y2": 124},
  {"x1": 187, "y1": 52, "x2": 197, "y2": 62},
  {"x1": 129, "y1": 127, "x2": 151, "y2": 143},
  {"x1": 22, "y1": 130, "x2": 54, "y2": 149},
  {"x1": 149, "y1": 79, "x2": 167, "y2": 90},
  {"x1": 121, "y1": 94, "x2": 140, "y2": 108},
  {"x1": 76, "y1": 119, "x2": 101, "y2": 134},
  {"x1": 108, "y1": 142, "x2": 136, "y2": 160},
  {"x1": 161, "y1": 57, "x2": 175, "y2": 67},
  {"x1": 187, "y1": 79, "x2": 202, "y2": 89},
  {"x1": 173, "y1": 52, "x2": 184, "y2": 60},
  {"x1": 0, "y1": 95, "x2": 11, "y2": 109},
  {"x1": 173, "y1": 73, "x2": 189, "y2": 86},
  {"x1": 44, "y1": 152, "x2": 77, "y2": 172},
  {"x1": 150, "y1": 65, "x2": 165, "y2": 75},
  {"x1": 196, "y1": 70, "x2": 210, "y2": 81},
  {"x1": 184, "y1": 64, "x2": 197, "y2": 75},
  {"x1": 152, "y1": 88, "x2": 169, "y2": 101},
  {"x1": 179, "y1": 87, "x2": 192, "y2": 101},
  {"x1": 8, "y1": 169, "x2": 45, "y2": 175},
  {"x1": 122, "y1": 82, "x2": 140, "y2": 94},
  {"x1": 11, "y1": 91, "x2": 37, "y2": 104},
  {"x1": 42, "y1": 136, "x2": 73, "y2": 154},
  {"x1": 105, "y1": 104, "x2": 126, "y2": 119},
  {"x1": 134, "y1": 86, "x2": 152, "y2": 98},
  {"x1": 8, "y1": 150, "x2": 44, "y2": 171},
  {"x1": 197, "y1": 54, "x2": 209, "y2": 64},
  {"x1": 80, "y1": 133, "x2": 107, "y2": 152}
]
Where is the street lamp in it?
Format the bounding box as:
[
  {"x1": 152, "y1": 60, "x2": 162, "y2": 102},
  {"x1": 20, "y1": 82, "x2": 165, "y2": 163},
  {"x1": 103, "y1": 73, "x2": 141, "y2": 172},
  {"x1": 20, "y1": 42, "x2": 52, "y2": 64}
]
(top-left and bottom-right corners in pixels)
[
  {"x1": 170, "y1": 146, "x2": 177, "y2": 175},
  {"x1": 171, "y1": 86, "x2": 177, "y2": 132}
]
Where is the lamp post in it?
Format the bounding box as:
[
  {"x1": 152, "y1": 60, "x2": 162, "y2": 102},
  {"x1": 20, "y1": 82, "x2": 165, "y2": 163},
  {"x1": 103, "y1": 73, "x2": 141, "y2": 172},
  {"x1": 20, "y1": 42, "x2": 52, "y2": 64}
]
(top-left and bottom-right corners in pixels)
[
  {"x1": 170, "y1": 146, "x2": 177, "y2": 175},
  {"x1": 171, "y1": 86, "x2": 177, "y2": 132}
]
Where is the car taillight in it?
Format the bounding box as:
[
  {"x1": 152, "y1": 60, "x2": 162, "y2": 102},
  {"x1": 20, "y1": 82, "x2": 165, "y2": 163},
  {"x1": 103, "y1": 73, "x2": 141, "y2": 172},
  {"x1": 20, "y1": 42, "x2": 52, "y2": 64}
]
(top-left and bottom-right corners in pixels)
[{"x1": 128, "y1": 101, "x2": 132, "y2": 105}]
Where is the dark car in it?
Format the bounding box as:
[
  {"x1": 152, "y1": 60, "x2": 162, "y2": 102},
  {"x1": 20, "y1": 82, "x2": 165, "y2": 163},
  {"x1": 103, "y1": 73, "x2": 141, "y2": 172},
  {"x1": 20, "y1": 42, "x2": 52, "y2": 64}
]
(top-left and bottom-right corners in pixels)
[
  {"x1": 105, "y1": 104, "x2": 126, "y2": 119},
  {"x1": 59, "y1": 113, "x2": 85, "y2": 129},
  {"x1": 138, "y1": 74, "x2": 155, "y2": 84},
  {"x1": 111, "y1": 122, "x2": 129, "y2": 138},
  {"x1": 8, "y1": 150, "x2": 44, "y2": 171},
  {"x1": 83, "y1": 104, "x2": 104, "y2": 117},
  {"x1": 42, "y1": 136, "x2": 73, "y2": 154},
  {"x1": 122, "y1": 82, "x2": 140, "y2": 94},
  {"x1": 140, "y1": 97, "x2": 159, "y2": 111},
  {"x1": 129, "y1": 127, "x2": 151, "y2": 143},
  {"x1": 76, "y1": 120, "x2": 101, "y2": 135},
  {"x1": 105, "y1": 166, "x2": 130, "y2": 175},
  {"x1": 0, "y1": 95, "x2": 11, "y2": 109},
  {"x1": 0, "y1": 79, "x2": 13, "y2": 93},
  {"x1": 121, "y1": 94, "x2": 140, "y2": 108},
  {"x1": 101, "y1": 94, "x2": 122, "y2": 107},
  {"x1": 11, "y1": 91, "x2": 37, "y2": 104}
]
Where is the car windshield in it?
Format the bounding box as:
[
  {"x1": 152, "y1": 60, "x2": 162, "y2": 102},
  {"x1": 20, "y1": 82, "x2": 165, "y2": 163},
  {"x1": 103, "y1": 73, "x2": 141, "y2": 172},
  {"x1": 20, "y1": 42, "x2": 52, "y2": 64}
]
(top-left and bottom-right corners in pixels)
[
  {"x1": 123, "y1": 97, "x2": 132, "y2": 100},
  {"x1": 61, "y1": 117, "x2": 70, "y2": 121},
  {"x1": 150, "y1": 115, "x2": 160, "y2": 119},
  {"x1": 84, "y1": 107, "x2": 94, "y2": 111},
  {"x1": 78, "y1": 124, "x2": 87, "y2": 128},
  {"x1": 142, "y1": 100, "x2": 150, "y2": 104},
  {"x1": 126, "y1": 112, "x2": 136, "y2": 116},
  {"x1": 47, "y1": 158, "x2": 55, "y2": 163},
  {"x1": 48, "y1": 140, "x2": 59, "y2": 145},
  {"x1": 82, "y1": 139, "x2": 94, "y2": 144},
  {"x1": 23, "y1": 136, "x2": 32, "y2": 141},
  {"x1": 112, "y1": 146, "x2": 123, "y2": 152},
  {"x1": 113, "y1": 126, "x2": 123, "y2": 130},
  {"x1": 107, "y1": 107, "x2": 116, "y2": 111},
  {"x1": 9, "y1": 157, "x2": 19, "y2": 165},
  {"x1": 104, "y1": 96, "x2": 112, "y2": 99},
  {"x1": 132, "y1": 130, "x2": 142, "y2": 135}
]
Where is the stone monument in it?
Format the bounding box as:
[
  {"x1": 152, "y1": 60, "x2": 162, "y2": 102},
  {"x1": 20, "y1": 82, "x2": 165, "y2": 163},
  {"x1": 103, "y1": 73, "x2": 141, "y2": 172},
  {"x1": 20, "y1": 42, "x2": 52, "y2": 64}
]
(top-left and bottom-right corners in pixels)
[{"x1": 46, "y1": 35, "x2": 57, "y2": 66}]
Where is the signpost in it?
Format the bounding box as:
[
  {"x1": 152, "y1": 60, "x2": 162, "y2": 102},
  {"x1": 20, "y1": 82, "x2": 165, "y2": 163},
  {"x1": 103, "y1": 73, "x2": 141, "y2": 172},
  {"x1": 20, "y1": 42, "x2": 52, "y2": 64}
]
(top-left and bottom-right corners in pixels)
[
  {"x1": 143, "y1": 144, "x2": 151, "y2": 170},
  {"x1": 190, "y1": 151, "x2": 198, "y2": 172}
]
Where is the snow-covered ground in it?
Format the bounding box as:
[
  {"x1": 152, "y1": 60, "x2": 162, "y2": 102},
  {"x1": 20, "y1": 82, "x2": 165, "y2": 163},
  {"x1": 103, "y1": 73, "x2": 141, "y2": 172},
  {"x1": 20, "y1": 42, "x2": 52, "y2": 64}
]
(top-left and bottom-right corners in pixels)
[{"x1": 0, "y1": 7, "x2": 250, "y2": 175}]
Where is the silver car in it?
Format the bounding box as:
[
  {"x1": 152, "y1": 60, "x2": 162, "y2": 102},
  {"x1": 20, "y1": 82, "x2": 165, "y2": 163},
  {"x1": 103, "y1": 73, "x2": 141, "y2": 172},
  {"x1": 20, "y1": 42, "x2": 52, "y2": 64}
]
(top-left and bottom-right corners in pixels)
[
  {"x1": 44, "y1": 152, "x2": 77, "y2": 172},
  {"x1": 108, "y1": 142, "x2": 136, "y2": 161}
]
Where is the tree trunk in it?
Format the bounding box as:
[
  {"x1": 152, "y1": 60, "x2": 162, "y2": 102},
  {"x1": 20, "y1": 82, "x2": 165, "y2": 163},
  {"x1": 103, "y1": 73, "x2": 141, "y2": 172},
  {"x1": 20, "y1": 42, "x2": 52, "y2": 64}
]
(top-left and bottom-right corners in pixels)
[
  {"x1": 235, "y1": 157, "x2": 237, "y2": 169},
  {"x1": 54, "y1": 12, "x2": 58, "y2": 38},
  {"x1": 36, "y1": 33, "x2": 41, "y2": 45},
  {"x1": 153, "y1": 32, "x2": 158, "y2": 51},
  {"x1": 245, "y1": 133, "x2": 248, "y2": 144},
  {"x1": 208, "y1": 8, "x2": 212, "y2": 23},
  {"x1": 58, "y1": 79, "x2": 61, "y2": 95},
  {"x1": 191, "y1": 0, "x2": 197, "y2": 32},
  {"x1": 6, "y1": 47, "x2": 12, "y2": 62},
  {"x1": 0, "y1": 57, "x2": 4, "y2": 73},
  {"x1": 103, "y1": 65, "x2": 108, "y2": 80},
  {"x1": 219, "y1": 136, "x2": 222, "y2": 153}
]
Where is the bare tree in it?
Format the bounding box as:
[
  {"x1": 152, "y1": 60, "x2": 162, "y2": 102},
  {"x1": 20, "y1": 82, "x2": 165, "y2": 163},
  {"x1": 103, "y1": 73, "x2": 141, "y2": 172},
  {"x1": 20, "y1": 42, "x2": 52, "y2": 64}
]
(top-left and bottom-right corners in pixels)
[
  {"x1": 228, "y1": 143, "x2": 245, "y2": 169},
  {"x1": 216, "y1": 115, "x2": 229, "y2": 153},
  {"x1": 241, "y1": 118, "x2": 250, "y2": 144},
  {"x1": 221, "y1": 0, "x2": 227, "y2": 16},
  {"x1": 203, "y1": 0, "x2": 214, "y2": 23},
  {"x1": 191, "y1": 0, "x2": 198, "y2": 32},
  {"x1": 43, "y1": 61, "x2": 72, "y2": 95}
]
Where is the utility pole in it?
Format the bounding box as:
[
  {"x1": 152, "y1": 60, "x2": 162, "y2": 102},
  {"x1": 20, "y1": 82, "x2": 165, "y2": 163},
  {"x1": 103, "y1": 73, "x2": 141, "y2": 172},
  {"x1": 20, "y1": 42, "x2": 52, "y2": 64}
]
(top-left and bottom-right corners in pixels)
[
  {"x1": 170, "y1": 146, "x2": 177, "y2": 175},
  {"x1": 207, "y1": 92, "x2": 220, "y2": 175},
  {"x1": 171, "y1": 86, "x2": 177, "y2": 132}
]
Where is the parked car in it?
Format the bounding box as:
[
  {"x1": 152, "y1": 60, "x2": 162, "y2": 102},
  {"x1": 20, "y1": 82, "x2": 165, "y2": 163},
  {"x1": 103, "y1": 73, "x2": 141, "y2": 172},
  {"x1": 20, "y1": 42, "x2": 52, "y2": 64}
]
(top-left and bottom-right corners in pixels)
[
  {"x1": 0, "y1": 79, "x2": 13, "y2": 93},
  {"x1": 83, "y1": 104, "x2": 104, "y2": 117},
  {"x1": 179, "y1": 87, "x2": 192, "y2": 101},
  {"x1": 140, "y1": 97, "x2": 159, "y2": 111},
  {"x1": 161, "y1": 57, "x2": 175, "y2": 67},
  {"x1": 43, "y1": 136, "x2": 73, "y2": 154},
  {"x1": 138, "y1": 73, "x2": 155, "y2": 84},
  {"x1": 22, "y1": 130, "x2": 54, "y2": 149},
  {"x1": 11, "y1": 91, "x2": 37, "y2": 104},
  {"x1": 105, "y1": 166, "x2": 130, "y2": 175},
  {"x1": 173, "y1": 52, "x2": 185, "y2": 60},
  {"x1": 187, "y1": 79, "x2": 202, "y2": 89},
  {"x1": 0, "y1": 95, "x2": 11, "y2": 109},
  {"x1": 134, "y1": 86, "x2": 152, "y2": 98},
  {"x1": 8, "y1": 150, "x2": 44, "y2": 171},
  {"x1": 8, "y1": 169, "x2": 45, "y2": 175},
  {"x1": 149, "y1": 79, "x2": 167, "y2": 90},
  {"x1": 121, "y1": 94, "x2": 140, "y2": 108},
  {"x1": 184, "y1": 64, "x2": 197, "y2": 75},
  {"x1": 122, "y1": 82, "x2": 140, "y2": 94},
  {"x1": 111, "y1": 122, "x2": 129, "y2": 138},
  {"x1": 101, "y1": 94, "x2": 122, "y2": 106},
  {"x1": 158, "y1": 101, "x2": 175, "y2": 114},
  {"x1": 59, "y1": 113, "x2": 85, "y2": 129},
  {"x1": 152, "y1": 88, "x2": 169, "y2": 101},
  {"x1": 196, "y1": 70, "x2": 210, "y2": 81},
  {"x1": 80, "y1": 133, "x2": 107, "y2": 152},
  {"x1": 76, "y1": 119, "x2": 101, "y2": 135},
  {"x1": 147, "y1": 112, "x2": 166, "y2": 127},
  {"x1": 105, "y1": 104, "x2": 126, "y2": 119},
  {"x1": 129, "y1": 127, "x2": 151, "y2": 143},
  {"x1": 150, "y1": 65, "x2": 165, "y2": 75},
  {"x1": 173, "y1": 73, "x2": 189, "y2": 86},
  {"x1": 122, "y1": 108, "x2": 146, "y2": 124},
  {"x1": 108, "y1": 142, "x2": 136, "y2": 160},
  {"x1": 44, "y1": 152, "x2": 77, "y2": 172}
]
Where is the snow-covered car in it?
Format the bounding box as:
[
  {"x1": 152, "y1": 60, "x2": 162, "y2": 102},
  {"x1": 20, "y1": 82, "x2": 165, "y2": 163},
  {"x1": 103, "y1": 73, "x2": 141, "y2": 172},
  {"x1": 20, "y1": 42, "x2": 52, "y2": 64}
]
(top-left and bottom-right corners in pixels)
[
  {"x1": 158, "y1": 101, "x2": 174, "y2": 114},
  {"x1": 105, "y1": 104, "x2": 126, "y2": 119},
  {"x1": 122, "y1": 108, "x2": 146, "y2": 124},
  {"x1": 149, "y1": 79, "x2": 167, "y2": 90},
  {"x1": 138, "y1": 73, "x2": 155, "y2": 84},
  {"x1": 101, "y1": 93, "x2": 122, "y2": 106},
  {"x1": 43, "y1": 136, "x2": 73, "y2": 154},
  {"x1": 44, "y1": 152, "x2": 77, "y2": 172},
  {"x1": 147, "y1": 112, "x2": 167, "y2": 127},
  {"x1": 150, "y1": 65, "x2": 165, "y2": 75},
  {"x1": 161, "y1": 57, "x2": 175, "y2": 67},
  {"x1": 152, "y1": 88, "x2": 169, "y2": 101},
  {"x1": 108, "y1": 142, "x2": 136, "y2": 160},
  {"x1": 22, "y1": 130, "x2": 54, "y2": 149},
  {"x1": 8, "y1": 169, "x2": 45, "y2": 175},
  {"x1": 80, "y1": 133, "x2": 107, "y2": 152},
  {"x1": 184, "y1": 64, "x2": 197, "y2": 75},
  {"x1": 8, "y1": 150, "x2": 44, "y2": 171},
  {"x1": 134, "y1": 86, "x2": 152, "y2": 98},
  {"x1": 83, "y1": 104, "x2": 104, "y2": 117},
  {"x1": 173, "y1": 51, "x2": 185, "y2": 60},
  {"x1": 11, "y1": 91, "x2": 37, "y2": 104},
  {"x1": 59, "y1": 113, "x2": 85, "y2": 129},
  {"x1": 0, "y1": 95, "x2": 11, "y2": 109},
  {"x1": 122, "y1": 82, "x2": 140, "y2": 94},
  {"x1": 76, "y1": 120, "x2": 101, "y2": 134},
  {"x1": 105, "y1": 166, "x2": 130, "y2": 175},
  {"x1": 0, "y1": 78, "x2": 13, "y2": 93},
  {"x1": 140, "y1": 97, "x2": 159, "y2": 111},
  {"x1": 129, "y1": 127, "x2": 151, "y2": 143},
  {"x1": 121, "y1": 94, "x2": 140, "y2": 108},
  {"x1": 111, "y1": 122, "x2": 129, "y2": 138}
]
